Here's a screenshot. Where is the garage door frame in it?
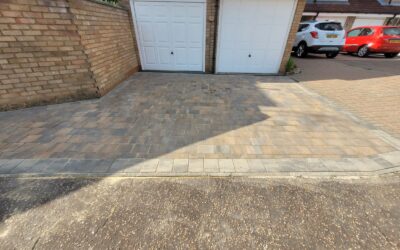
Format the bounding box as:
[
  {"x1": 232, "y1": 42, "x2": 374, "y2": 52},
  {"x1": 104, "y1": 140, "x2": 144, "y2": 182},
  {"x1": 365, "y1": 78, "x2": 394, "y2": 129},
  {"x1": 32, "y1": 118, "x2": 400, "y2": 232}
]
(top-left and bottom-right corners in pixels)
[
  {"x1": 129, "y1": 0, "x2": 207, "y2": 72},
  {"x1": 215, "y1": 0, "x2": 298, "y2": 74}
]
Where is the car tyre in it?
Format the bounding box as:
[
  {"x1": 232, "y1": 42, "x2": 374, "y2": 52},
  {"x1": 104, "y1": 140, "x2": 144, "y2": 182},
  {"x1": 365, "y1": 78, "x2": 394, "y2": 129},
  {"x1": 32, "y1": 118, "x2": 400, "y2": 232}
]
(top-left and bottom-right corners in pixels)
[
  {"x1": 326, "y1": 52, "x2": 339, "y2": 59},
  {"x1": 295, "y1": 43, "x2": 308, "y2": 58},
  {"x1": 384, "y1": 53, "x2": 399, "y2": 58},
  {"x1": 357, "y1": 45, "x2": 369, "y2": 57}
]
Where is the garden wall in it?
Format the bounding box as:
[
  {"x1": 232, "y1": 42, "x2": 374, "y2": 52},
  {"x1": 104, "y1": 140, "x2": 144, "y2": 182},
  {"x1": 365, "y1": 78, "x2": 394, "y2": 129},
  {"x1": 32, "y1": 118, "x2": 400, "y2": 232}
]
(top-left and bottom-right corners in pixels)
[{"x1": 0, "y1": 0, "x2": 139, "y2": 110}]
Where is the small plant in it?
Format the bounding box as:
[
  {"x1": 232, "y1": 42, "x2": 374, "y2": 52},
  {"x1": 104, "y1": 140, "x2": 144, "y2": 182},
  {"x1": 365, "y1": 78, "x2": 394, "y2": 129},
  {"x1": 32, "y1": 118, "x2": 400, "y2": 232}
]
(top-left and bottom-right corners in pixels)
[{"x1": 285, "y1": 57, "x2": 297, "y2": 74}]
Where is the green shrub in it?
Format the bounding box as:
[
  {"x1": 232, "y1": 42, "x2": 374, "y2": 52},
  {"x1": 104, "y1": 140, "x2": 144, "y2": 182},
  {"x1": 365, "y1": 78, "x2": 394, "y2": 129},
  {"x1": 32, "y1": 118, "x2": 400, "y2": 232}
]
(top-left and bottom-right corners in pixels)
[{"x1": 285, "y1": 57, "x2": 297, "y2": 74}]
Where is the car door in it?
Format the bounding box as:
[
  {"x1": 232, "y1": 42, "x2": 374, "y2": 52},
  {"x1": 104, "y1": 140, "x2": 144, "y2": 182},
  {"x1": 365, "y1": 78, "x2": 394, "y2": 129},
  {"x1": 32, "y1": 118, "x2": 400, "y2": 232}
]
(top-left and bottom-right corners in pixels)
[
  {"x1": 345, "y1": 28, "x2": 362, "y2": 52},
  {"x1": 358, "y1": 27, "x2": 375, "y2": 47}
]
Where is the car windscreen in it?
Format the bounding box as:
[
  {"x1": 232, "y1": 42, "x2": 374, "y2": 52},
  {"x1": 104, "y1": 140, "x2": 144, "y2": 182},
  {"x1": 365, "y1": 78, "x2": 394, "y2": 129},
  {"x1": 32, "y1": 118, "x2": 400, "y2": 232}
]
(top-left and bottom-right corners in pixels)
[
  {"x1": 315, "y1": 22, "x2": 343, "y2": 31},
  {"x1": 383, "y1": 28, "x2": 400, "y2": 36}
]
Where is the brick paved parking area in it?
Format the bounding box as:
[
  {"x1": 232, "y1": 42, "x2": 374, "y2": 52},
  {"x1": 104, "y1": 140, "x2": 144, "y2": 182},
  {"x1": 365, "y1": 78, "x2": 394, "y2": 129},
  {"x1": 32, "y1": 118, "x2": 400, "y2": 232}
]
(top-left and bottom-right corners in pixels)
[
  {"x1": 1, "y1": 72, "x2": 400, "y2": 176},
  {"x1": 293, "y1": 54, "x2": 400, "y2": 138}
]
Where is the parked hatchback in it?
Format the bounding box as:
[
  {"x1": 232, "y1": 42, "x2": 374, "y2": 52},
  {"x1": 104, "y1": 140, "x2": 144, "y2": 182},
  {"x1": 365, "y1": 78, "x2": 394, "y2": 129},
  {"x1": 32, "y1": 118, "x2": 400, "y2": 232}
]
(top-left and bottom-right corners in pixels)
[
  {"x1": 293, "y1": 20, "x2": 346, "y2": 58},
  {"x1": 343, "y1": 26, "x2": 400, "y2": 58}
]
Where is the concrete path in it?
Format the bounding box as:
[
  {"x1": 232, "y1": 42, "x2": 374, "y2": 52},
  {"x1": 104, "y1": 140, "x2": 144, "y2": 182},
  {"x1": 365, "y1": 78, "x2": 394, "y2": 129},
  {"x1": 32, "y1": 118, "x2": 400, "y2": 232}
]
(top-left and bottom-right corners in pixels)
[
  {"x1": 1, "y1": 176, "x2": 399, "y2": 249},
  {"x1": 1, "y1": 73, "x2": 400, "y2": 177}
]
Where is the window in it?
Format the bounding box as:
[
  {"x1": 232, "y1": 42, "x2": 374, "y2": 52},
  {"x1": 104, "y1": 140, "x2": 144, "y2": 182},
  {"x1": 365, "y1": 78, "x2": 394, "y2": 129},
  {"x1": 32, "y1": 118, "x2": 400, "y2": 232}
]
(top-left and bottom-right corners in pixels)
[
  {"x1": 383, "y1": 27, "x2": 400, "y2": 36},
  {"x1": 297, "y1": 24, "x2": 310, "y2": 32},
  {"x1": 315, "y1": 22, "x2": 343, "y2": 31},
  {"x1": 347, "y1": 29, "x2": 362, "y2": 37},
  {"x1": 359, "y1": 28, "x2": 374, "y2": 36}
]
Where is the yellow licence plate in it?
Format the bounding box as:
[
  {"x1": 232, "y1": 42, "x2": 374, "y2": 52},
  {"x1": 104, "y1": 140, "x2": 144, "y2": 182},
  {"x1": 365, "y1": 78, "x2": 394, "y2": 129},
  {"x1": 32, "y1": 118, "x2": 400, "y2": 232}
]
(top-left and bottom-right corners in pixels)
[
  {"x1": 327, "y1": 34, "x2": 338, "y2": 38},
  {"x1": 390, "y1": 40, "x2": 400, "y2": 43}
]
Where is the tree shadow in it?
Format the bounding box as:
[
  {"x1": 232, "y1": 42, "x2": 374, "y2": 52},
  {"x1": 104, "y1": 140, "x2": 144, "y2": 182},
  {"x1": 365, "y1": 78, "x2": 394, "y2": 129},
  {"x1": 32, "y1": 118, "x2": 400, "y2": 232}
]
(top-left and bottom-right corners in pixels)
[{"x1": 0, "y1": 72, "x2": 284, "y2": 222}]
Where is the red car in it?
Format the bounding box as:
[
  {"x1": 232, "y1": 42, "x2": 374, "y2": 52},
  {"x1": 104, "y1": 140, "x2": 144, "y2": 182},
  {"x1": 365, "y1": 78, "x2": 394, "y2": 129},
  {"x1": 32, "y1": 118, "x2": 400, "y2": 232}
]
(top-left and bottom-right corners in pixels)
[{"x1": 343, "y1": 26, "x2": 400, "y2": 58}]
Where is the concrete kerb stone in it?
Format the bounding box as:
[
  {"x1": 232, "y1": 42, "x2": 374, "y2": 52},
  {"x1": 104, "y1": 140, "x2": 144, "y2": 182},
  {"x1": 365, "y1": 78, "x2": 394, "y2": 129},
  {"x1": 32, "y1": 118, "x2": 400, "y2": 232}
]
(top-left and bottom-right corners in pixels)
[{"x1": 0, "y1": 156, "x2": 399, "y2": 177}]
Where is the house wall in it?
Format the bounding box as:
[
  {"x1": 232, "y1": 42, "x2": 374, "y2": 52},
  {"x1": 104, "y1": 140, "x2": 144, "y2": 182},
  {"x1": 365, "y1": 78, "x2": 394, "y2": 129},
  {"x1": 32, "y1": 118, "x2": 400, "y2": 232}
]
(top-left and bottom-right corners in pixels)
[
  {"x1": 69, "y1": 0, "x2": 140, "y2": 96},
  {"x1": 0, "y1": 0, "x2": 97, "y2": 110},
  {"x1": 279, "y1": 0, "x2": 307, "y2": 74}
]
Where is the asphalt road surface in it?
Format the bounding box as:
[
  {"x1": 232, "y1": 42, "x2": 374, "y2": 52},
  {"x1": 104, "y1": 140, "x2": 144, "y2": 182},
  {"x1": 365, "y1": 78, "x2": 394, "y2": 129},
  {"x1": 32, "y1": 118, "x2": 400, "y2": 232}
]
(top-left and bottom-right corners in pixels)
[{"x1": 1, "y1": 176, "x2": 399, "y2": 249}]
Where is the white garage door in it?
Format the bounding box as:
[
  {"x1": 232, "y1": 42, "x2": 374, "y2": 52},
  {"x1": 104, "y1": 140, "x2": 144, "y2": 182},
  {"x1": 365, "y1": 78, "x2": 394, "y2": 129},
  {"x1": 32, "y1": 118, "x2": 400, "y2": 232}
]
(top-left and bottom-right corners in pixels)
[
  {"x1": 132, "y1": 1, "x2": 205, "y2": 71},
  {"x1": 316, "y1": 16, "x2": 347, "y2": 27},
  {"x1": 352, "y1": 17, "x2": 385, "y2": 28},
  {"x1": 216, "y1": 0, "x2": 297, "y2": 74}
]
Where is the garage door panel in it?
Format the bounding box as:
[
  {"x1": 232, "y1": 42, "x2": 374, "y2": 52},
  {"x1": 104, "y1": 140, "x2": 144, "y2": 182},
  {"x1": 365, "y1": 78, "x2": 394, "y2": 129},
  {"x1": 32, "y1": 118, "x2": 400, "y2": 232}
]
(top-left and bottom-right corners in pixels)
[
  {"x1": 217, "y1": 0, "x2": 296, "y2": 73},
  {"x1": 133, "y1": 1, "x2": 204, "y2": 71}
]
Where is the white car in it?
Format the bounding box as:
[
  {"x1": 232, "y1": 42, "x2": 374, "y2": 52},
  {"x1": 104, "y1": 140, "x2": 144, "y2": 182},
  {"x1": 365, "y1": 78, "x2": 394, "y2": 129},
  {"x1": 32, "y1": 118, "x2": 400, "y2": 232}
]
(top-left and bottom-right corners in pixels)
[{"x1": 293, "y1": 20, "x2": 346, "y2": 58}]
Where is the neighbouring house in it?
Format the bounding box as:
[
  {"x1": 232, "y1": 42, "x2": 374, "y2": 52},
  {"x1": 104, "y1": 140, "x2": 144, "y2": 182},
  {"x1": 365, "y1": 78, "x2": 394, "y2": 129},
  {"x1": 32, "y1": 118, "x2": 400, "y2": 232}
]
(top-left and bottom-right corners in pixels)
[
  {"x1": 0, "y1": 0, "x2": 306, "y2": 110},
  {"x1": 302, "y1": 0, "x2": 400, "y2": 30}
]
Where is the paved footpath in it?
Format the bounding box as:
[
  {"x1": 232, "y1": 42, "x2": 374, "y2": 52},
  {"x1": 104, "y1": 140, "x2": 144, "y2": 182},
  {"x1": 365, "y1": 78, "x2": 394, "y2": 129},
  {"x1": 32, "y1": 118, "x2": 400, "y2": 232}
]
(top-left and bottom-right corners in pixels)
[{"x1": 0, "y1": 73, "x2": 400, "y2": 177}]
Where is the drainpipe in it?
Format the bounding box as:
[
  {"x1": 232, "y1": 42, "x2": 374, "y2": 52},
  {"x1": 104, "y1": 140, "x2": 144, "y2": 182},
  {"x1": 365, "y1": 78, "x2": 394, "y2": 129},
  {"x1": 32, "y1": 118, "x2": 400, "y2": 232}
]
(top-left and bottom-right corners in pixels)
[
  {"x1": 313, "y1": 12, "x2": 319, "y2": 21},
  {"x1": 386, "y1": 13, "x2": 398, "y2": 25}
]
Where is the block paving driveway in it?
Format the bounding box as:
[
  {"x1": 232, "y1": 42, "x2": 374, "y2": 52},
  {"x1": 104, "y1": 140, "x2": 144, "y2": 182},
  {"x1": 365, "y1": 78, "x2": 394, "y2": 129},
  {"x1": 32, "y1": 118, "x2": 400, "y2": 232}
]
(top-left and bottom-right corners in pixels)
[{"x1": 0, "y1": 73, "x2": 400, "y2": 176}]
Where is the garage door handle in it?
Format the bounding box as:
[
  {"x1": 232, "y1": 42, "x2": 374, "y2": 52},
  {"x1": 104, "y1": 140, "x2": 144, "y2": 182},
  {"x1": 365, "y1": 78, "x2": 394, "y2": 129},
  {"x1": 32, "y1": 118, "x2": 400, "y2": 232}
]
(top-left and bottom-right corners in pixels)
[
  {"x1": 248, "y1": 54, "x2": 251, "y2": 58},
  {"x1": 171, "y1": 51, "x2": 174, "y2": 55}
]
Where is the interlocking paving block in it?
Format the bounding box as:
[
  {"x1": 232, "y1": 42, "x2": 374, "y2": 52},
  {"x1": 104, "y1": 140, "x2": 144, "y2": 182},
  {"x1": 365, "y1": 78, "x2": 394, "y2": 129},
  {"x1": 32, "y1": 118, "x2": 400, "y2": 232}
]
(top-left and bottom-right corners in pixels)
[
  {"x1": 0, "y1": 159, "x2": 24, "y2": 174},
  {"x1": 110, "y1": 158, "x2": 143, "y2": 173},
  {"x1": 63, "y1": 159, "x2": 114, "y2": 173},
  {"x1": 378, "y1": 151, "x2": 400, "y2": 166}
]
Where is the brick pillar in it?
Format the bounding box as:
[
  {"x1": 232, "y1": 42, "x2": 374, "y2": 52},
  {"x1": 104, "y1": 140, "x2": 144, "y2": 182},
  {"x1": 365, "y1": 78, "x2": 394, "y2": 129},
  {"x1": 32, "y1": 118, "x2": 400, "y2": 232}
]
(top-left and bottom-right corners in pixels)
[{"x1": 278, "y1": 0, "x2": 307, "y2": 75}]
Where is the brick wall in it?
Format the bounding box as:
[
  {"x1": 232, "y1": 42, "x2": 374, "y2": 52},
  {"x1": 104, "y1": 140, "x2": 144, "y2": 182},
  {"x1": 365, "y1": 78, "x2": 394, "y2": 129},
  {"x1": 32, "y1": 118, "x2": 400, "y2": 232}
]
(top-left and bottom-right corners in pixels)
[
  {"x1": 279, "y1": 0, "x2": 307, "y2": 74},
  {"x1": 205, "y1": 0, "x2": 217, "y2": 73},
  {"x1": 0, "y1": 0, "x2": 97, "y2": 110},
  {"x1": 69, "y1": 0, "x2": 139, "y2": 96},
  {"x1": 0, "y1": 0, "x2": 139, "y2": 110}
]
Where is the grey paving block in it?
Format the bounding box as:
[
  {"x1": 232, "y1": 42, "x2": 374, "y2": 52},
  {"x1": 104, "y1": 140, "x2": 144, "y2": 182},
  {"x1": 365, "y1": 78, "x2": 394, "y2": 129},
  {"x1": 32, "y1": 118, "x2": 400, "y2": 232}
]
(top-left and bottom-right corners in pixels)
[
  {"x1": 204, "y1": 159, "x2": 219, "y2": 173},
  {"x1": 140, "y1": 159, "x2": 159, "y2": 173},
  {"x1": 247, "y1": 159, "x2": 266, "y2": 172},
  {"x1": 26, "y1": 158, "x2": 71, "y2": 174},
  {"x1": 0, "y1": 159, "x2": 24, "y2": 174},
  {"x1": 157, "y1": 159, "x2": 173, "y2": 173},
  {"x1": 188, "y1": 159, "x2": 203, "y2": 173},
  {"x1": 173, "y1": 159, "x2": 188, "y2": 173},
  {"x1": 63, "y1": 159, "x2": 114, "y2": 173},
  {"x1": 233, "y1": 159, "x2": 249, "y2": 172},
  {"x1": 219, "y1": 159, "x2": 234, "y2": 173},
  {"x1": 110, "y1": 158, "x2": 143, "y2": 173},
  {"x1": 10, "y1": 159, "x2": 40, "y2": 174}
]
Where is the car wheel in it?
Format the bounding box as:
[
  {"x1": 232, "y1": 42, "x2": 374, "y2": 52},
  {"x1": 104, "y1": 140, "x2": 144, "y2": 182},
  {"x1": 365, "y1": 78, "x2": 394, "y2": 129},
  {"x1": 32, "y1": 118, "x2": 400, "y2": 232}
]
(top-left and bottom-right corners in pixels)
[
  {"x1": 357, "y1": 45, "x2": 369, "y2": 57},
  {"x1": 384, "y1": 53, "x2": 399, "y2": 58},
  {"x1": 326, "y1": 52, "x2": 339, "y2": 59},
  {"x1": 295, "y1": 43, "x2": 308, "y2": 58}
]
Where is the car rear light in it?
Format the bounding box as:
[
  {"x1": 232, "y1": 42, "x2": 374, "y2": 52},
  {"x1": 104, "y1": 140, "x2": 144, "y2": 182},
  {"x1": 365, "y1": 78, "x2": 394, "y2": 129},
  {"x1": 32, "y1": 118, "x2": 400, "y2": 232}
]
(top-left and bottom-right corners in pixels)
[{"x1": 310, "y1": 31, "x2": 319, "y2": 39}]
